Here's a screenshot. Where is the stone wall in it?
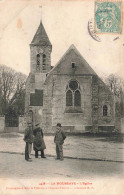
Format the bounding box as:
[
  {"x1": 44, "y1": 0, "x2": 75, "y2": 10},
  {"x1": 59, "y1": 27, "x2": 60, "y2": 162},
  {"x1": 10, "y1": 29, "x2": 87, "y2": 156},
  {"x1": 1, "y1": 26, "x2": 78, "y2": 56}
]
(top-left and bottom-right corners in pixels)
[
  {"x1": 25, "y1": 71, "x2": 46, "y2": 128},
  {"x1": 44, "y1": 74, "x2": 93, "y2": 132},
  {"x1": 52, "y1": 75, "x2": 92, "y2": 126},
  {"x1": 91, "y1": 75, "x2": 99, "y2": 133},
  {"x1": 98, "y1": 78, "x2": 115, "y2": 126},
  {"x1": 42, "y1": 77, "x2": 53, "y2": 132}
]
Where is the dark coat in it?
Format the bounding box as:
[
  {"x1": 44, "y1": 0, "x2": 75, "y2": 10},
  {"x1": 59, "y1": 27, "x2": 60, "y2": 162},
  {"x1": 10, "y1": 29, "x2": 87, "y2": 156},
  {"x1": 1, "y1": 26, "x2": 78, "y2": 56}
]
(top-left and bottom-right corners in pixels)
[
  {"x1": 54, "y1": 130, "x2": 66, "y2": 144},
  {"x1": 24, "y1": 128, "x2": 34, "y2": 144},
  {"x1": 33, "y1": 127, "x2": 46, "y2": 151},
  {"x1": 33, "y1": 127, "x2": 43, "y2": 137}
]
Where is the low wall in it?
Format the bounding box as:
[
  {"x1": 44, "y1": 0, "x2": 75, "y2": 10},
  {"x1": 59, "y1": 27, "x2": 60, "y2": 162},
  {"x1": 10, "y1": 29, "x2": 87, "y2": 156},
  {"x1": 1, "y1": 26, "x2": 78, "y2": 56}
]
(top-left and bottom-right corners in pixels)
[
  {"x1": 0, "y1": 116, "x2": 5, "y2": 132},
  {"x1": 51, "y1": 125, "x2": 91, "y2": 133},
  {"x1": 5, "y1": 127, "x2": 19, "y2": 133}
]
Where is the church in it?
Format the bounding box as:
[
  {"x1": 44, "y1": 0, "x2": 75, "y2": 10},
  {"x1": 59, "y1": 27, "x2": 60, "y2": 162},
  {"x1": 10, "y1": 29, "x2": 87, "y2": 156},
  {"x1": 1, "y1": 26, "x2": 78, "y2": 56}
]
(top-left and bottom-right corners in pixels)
[{"x1": 25, "y1": 21, "x2": 117, "y2": 133}]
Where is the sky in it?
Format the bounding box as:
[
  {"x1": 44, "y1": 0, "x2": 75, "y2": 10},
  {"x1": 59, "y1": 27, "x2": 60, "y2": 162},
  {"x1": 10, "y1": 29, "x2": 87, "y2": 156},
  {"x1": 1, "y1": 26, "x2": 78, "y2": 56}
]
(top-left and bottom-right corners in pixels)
[{"x1": 0, "y1": 0, "x2": 124, "y2": 79}]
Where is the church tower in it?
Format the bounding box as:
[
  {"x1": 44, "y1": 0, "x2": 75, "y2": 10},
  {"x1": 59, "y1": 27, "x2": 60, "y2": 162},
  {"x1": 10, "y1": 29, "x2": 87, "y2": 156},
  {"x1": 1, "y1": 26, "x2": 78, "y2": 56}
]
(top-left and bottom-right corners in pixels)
[
  {"x1": 25, "y1": 21, "x2": 52, "y2": 125},
  {"x1": 30, "y1": 21, "x2": 52, "y2": 73}
]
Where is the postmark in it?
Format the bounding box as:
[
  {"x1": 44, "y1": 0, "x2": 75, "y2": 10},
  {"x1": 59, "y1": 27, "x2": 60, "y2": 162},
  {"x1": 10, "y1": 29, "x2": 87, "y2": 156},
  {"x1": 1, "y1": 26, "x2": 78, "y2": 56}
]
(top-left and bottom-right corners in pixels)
[
  {"x1": 95, "y1": 1, "x2": 122, "y2": 33},
  {"x1": 88, "y1": 19, "x2": 101, "y2": 42}
]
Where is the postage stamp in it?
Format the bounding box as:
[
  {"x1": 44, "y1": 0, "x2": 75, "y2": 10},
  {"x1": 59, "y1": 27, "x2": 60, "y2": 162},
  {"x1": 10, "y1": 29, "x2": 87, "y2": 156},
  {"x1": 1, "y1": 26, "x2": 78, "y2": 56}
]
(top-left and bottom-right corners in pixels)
[{"x1": 95, "y1": 1, "x2": 122, "y2": 33}]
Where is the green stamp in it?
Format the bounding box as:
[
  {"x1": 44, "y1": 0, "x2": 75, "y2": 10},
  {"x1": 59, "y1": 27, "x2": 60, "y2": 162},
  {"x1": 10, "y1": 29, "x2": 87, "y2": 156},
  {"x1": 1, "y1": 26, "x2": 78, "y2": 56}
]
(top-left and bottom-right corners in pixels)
[{"x1": 95, "y1": 2, "x2": 122, "y2": 33}]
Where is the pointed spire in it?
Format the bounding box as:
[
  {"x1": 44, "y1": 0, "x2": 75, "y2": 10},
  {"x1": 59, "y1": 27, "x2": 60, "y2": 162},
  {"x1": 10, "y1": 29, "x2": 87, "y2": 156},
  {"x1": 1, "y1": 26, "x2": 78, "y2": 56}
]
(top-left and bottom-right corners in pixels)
[{"x1": 30, "y1": 21, "x2": 52, "y2": 46}]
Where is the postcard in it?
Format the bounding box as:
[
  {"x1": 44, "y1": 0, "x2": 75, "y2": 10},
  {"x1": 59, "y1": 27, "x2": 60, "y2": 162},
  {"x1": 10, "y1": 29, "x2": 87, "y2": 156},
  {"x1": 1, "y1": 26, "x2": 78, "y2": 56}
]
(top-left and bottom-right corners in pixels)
[{"x1": 0, "y1": 0, "x2": 124, "y2": 194}]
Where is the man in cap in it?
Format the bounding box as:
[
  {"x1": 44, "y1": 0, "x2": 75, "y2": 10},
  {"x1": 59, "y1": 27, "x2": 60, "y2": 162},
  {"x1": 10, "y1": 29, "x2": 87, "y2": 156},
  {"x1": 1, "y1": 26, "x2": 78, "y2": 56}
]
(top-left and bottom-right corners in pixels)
[
  {"x1": 24, "y1": 122, "x2": 34, "y2": 162},
  {"x1": 54, "y1": 123, "x2": 66, "y2": 161},
  {"x1": 33, "y1": 123, "x2": 46, "y2": 158}
]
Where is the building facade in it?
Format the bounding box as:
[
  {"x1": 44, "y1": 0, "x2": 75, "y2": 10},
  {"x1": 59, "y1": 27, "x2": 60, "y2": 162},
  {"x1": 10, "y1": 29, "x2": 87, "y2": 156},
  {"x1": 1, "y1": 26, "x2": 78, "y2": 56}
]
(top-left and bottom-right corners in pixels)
[{"x1": 25, "y1": 21, "x2": 117, "y2": 133}]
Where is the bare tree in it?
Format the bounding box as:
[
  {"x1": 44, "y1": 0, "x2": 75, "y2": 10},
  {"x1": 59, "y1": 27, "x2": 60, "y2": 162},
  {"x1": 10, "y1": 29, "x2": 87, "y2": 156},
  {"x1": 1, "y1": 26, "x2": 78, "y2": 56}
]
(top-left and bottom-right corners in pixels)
[
  {"x1": 103, "y1": 74, "x2": 124, "y2": 117},
  {"x1": 104, "y1": 74, "x2": 124, "y2": 98},
  {"x1": 0, "y1": 65, "x2": 27, "y2": 115},
  {"x1": 10, "y1": 72, "x2": 27, "y2": 105}
]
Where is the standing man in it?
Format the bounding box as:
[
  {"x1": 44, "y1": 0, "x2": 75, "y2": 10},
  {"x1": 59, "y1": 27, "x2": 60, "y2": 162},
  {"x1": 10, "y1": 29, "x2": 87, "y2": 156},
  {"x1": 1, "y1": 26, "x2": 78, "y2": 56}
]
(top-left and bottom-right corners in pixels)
[
  {"x1": 24, "y1": 122, "x2": 34, "y2": 162},
  {"x1": 33, "y1": 123, "x2": 46, "y2": 158},
  {"x1": 54, "y1": 123, "x2": 66, "y2": 161}
]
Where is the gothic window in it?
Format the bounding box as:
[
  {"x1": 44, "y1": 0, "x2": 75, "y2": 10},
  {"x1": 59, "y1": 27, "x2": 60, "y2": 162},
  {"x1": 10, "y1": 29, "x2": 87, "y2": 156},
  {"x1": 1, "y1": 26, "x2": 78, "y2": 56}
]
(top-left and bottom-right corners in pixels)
[
  {"x1": 42, "y1": 54, "x2": 46, "y2": 70},
  {"x1": 103, "y1": 105, "x2": 108, "y2": 116},
  {"x1": 66, "y1": 90, "x2": 72, "y2": 106},
  {"x1": 74, "y1": 90, "x2": 81, "y2": 106},
  {"x1": 65, "y1": 80, "x2": 82, "y2": 113}
]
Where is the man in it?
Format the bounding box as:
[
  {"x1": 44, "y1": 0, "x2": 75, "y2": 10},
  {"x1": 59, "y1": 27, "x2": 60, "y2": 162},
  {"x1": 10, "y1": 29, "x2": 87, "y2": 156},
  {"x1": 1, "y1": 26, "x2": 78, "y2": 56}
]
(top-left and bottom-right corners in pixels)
[
  {"x1": 24, "y1": 122, "x2": 34, "y2": 162},
  {"x1": 54, "y1": 123, "x2": 66, "y2": 161},
  {"x1": 33, "y1": 123, "x2": 46, "y2": 158}
]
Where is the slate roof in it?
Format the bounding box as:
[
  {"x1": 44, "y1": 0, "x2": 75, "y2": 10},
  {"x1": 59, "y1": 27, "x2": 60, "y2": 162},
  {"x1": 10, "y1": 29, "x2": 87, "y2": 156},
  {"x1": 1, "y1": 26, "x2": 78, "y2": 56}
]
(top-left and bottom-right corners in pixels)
[{"x1": 30, "y1": 21, "x2": 52, "y2": 46}]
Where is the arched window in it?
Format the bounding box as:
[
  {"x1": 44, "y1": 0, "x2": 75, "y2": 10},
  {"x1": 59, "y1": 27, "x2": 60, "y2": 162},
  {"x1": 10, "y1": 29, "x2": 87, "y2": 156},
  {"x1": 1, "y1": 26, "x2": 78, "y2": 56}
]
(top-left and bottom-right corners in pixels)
[
  {"x1": 42, "y1": 54, "x2": 46, "y2": 70},
  {"x1": 66, "y1": 80, "x2": 82, "y2": 113},
  {"x1": 37, "y1": 54, "x2": 40, "y2": 66},
  {"x1": 103, "y1": 105, "x2": 108, "y2": 116},
  {"x1": 66, "y1": 90, "x2": 72, "y2": 106},
  {"x1": 74, "y1": 90, "x2": 81, "y2": 106}
]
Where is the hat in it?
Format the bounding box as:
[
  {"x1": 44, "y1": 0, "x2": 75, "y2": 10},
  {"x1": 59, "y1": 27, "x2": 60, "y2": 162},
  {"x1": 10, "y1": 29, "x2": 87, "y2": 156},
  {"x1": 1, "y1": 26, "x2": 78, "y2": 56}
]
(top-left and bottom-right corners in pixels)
[{"x1": 56, "y1": 123, "x2": 61, "y2": 127}]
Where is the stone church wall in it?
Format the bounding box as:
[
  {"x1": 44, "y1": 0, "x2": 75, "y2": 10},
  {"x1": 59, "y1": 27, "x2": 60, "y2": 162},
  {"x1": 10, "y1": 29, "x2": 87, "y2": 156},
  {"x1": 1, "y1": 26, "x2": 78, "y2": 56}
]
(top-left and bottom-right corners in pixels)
[
  {"x1": 42, "y1": 77, "x2": 53, "y2": 132},
  {"x1": 98, "y1": 79, "x2": 115, "y2": 124},
  {"x1": 43, "y1": 74, "x2": 116, "y2": 133},
  {"x1": 25, "y1": 69, "x2": 117, "y2": 133},
  {"x1": 97, "y1": 77, "x2": 115, "y2": 132},
  {"x1": 25, "y1": 72, "x2": 47, "y2": 127},
  {"x1": 44, "y1": 73, "x2": 93, "y2": 132}
]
